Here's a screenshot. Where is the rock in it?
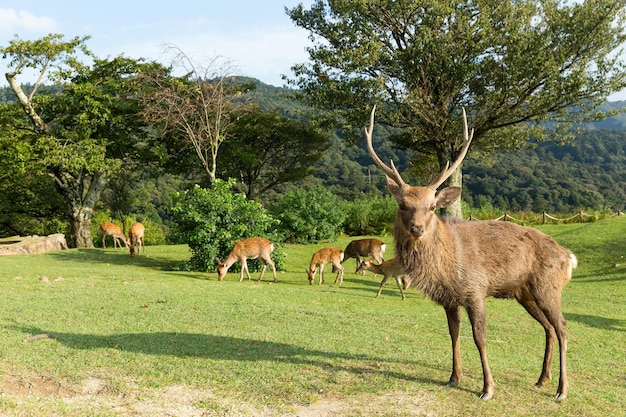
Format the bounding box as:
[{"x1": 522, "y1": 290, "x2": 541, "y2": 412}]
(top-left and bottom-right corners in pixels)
[{"x1": 0, "y1": 234, "x2": 69, "y2": 256}]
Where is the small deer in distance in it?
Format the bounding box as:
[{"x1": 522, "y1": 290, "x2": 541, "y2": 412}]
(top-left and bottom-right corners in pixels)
[
  {"x1": 365, "y1": 106, "x2": 576, "y2": 401},
  {"x1": 129, "y1": 222, "x2": 145, "y2": 257},
  {"x1": 356, "y1": 258, "x2": 408, "y2": 300},
  {"x1": 343, "y1": 238, "x2": 386, "y2": 274},
  {"x1": 216, "y1": 237, "x2": 277, "y2": 282},
  {"x1": 306, "y1": 247, "x2": 345, "y2": 285},
  {"x1": 99, "y1": 222, "x2": 129, "y2": 249}
]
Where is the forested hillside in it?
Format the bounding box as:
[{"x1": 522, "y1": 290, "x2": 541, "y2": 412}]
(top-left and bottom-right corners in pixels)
[
  {"x1": 462, "y1": 129, "x2": 626, "y2": 212},
  {"x1": 1, "y1": 80, "x2": 624, "y2": 238}
]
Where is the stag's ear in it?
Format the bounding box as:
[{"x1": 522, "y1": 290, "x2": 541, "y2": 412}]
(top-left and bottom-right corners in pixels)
[
  {"x1": 435, "y1": 187, "x2": 462, "y2": 208},
  {"x1": 386, "y1": 176, "x2": 405, "y2": 198}
]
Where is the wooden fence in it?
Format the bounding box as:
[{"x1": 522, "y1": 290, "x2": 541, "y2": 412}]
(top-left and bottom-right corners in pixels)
[{"x1": 468, "y1": 210, "x2": 624, "y2": 224}]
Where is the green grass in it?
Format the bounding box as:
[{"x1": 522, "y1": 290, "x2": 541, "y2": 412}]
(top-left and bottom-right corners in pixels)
[{"x1": 0, "y1": 221, "x2": 624, "y2": 416}]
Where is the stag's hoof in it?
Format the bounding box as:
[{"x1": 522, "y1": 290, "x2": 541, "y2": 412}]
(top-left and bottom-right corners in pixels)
[
  {"x1": 554, "y1": 392, "x2": 567, "y2": 402},
  {"x1": 479, "y1": 391, "x2": 493, "y2": 400},
  {"x1": 445, "y1": 380, "x2": 458, "y2": 388}
]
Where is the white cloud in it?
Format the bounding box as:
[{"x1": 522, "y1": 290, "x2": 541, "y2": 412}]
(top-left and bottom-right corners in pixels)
[{"x1": 0, "y1": 8, "x2": 57, "y2": 35}]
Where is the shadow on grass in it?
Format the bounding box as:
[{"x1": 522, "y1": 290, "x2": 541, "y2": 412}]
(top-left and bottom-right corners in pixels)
[
  {"x1": 13, "y1": 325, "x2": 454, "y2": 391},
  {"x1": 47, "y1": 248, "x2": 188, "y2": 273},
  {"x1": 564, "y1": 313, "x2": 625, "y2": 332}
]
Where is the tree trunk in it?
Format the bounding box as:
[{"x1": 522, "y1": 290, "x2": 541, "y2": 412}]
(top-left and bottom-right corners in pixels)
[{"x1": 54, "y1": 170, "x2": 108, "y2": 248}]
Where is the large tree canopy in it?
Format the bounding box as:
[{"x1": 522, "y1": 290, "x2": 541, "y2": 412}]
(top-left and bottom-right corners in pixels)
[
  {"x1": 1, "y1": 34, "x2": 165, "y2": 247},
  {"x1": 287, "y1": 0, "x2": 626, "y2": 215},
  {"x1": 218, "y1": 106, "x2": 331, "y2": 200}
]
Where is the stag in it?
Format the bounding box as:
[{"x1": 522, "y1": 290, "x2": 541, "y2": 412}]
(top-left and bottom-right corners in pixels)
[
  {"x1": 216, "y1": 237, "x2": 277, "y2": 282},
  {"x1": 356, "y1": 258, "x2": 407, "y2": 300},
  {"x1": 99, "y1": 222, "x2": 129, "y2": 249},
  {"x1": 365, "y1": 106, "x2": 576, "y2": 401},
  {"x1": 129, "y1": 222, "x2": 145, "y2": 257},
  {"x1": 343, "y1": 238, "x2": 386, "y2": 274},
  {"x1": 306, "y1": 247, "x2": 345, "y2": 285}
]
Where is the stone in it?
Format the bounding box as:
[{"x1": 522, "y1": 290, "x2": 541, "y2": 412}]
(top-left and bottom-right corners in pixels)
[{"x1": 0, "y1": 234, "x2": 69, "y2": 256}]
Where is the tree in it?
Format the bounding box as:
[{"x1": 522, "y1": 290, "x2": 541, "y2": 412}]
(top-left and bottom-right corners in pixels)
[
  {"x1": 286, "y1": 0, "x2": 626, "y2": 216},
  {"x1": 1, "y1": 34, "x2": 164, "y2": 247},
  {"x1": 140, "y1": 47, "x2": 253, "y2": 184},
  {"x1": 219, "y1": 106, "x2": 331, "y2": 199}
]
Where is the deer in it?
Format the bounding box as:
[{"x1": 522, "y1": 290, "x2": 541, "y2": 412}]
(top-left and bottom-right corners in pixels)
[
  {"x1": 306, "y1": 247, "x2": 345, "y2": 285},
  {"x1": 99, "y1": 222, "x2": 129, "y2": 249},
  {"x1": 216, "y1": 237, "x2": 277, "y2": 282},
  {"x1": 364, "y1": 106, "x2": 577, "y2": 401},
  {"x1": 356, "y1": 258, "x2": 408, "y2": 300},
  {"x1": 343, "y1": 238, "x2": 386, "y2": 274},
  {"x1": 129, "y1": 222, "x2": 145, "y2": 257}
]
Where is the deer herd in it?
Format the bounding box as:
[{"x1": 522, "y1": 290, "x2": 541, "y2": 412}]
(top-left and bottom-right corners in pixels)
[
  {"x1": 98, "y1": 106, "x2": 577, "y2": 402},
  {"x1": 99, "y1": 221, "x2": 144, "y2": 257}
]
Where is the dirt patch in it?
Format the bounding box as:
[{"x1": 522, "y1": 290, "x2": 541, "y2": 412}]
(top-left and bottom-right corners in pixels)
[
  {"x1": 0, "y1": 370, "x2": 436, "y2": 416},
  {"x1": 287, "y1": 391, "x2": 437, "y2": 417}
]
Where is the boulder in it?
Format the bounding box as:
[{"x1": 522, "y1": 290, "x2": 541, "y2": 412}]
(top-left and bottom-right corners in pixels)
[{"x1": 0, "y1": 234, "x2": 69, "y2": 256}]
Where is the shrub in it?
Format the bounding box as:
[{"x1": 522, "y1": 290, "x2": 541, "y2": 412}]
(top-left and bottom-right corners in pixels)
[
  {"x1": 341, "y1": 195, "x2": 396, "y2": 236},
  {"x1": 171, "y1": 179, "x2": 283, "y2": 273},
  {"x1": 268, "y1": 187, "x2": 346, "y2": 243}
]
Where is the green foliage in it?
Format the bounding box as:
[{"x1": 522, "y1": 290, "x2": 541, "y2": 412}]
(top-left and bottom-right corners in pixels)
[
  {"x1": 268, "y1": 187, "x2": 346, "y2": 243},
  {"x1": 219, "y1": 106, "x2": 331, "y2": 199},
  {"x1": 171, "y1": 179, "x2": 283, "y2": 272},
  {"x1": 340, "y1": 195, "x2": 396, "y2": 236}
]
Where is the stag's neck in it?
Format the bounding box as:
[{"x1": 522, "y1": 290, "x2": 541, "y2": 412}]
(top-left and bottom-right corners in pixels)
[{"x1": 394, "y1": 217, "x2": 459, "y2": 306}]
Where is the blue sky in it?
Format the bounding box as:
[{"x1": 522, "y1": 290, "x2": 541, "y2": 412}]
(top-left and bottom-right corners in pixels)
[
  {"x1": 0, "y1": 0, "x2": 314, "y2": 87},
  {"x1": 1, "y1": 1, "x2": 625, "y2": 100}
]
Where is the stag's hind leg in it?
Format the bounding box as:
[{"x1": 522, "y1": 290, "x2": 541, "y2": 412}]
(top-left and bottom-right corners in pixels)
[
  {"x1": 541, "y1": 305, "x2": 568, "y2": 401},
  {"x1": 517, "y1": 295, "x2": 556, "y2": 388},
  {"x1": 519, "y1": 290, "x2": 568, "y2": 401}
]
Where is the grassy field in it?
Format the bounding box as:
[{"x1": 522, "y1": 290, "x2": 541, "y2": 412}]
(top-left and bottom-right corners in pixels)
[{"x1": 0, "y1": 216, "x2": 624, "y2": 416}]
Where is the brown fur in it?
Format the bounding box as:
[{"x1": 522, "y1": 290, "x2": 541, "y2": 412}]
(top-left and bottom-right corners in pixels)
[
  {"x1": 356, "y1": 258, "x2": 407, "y2": 300},
  {"x1": 129, "y1": 222, "x2": 145, "y2": 257},
  {"x1": 365, "y1": 106, "x2": 576, "y2": 401},
  {"x1": 343, "y1": 238, "x2": 386, "y2": 273},
  {"x1": 216, "y1": 237, "x2": 277, "y2": 282},
  {"x1": 306, "y1": 247, "x2": 345, "y2": 285},
  {"x1": 99, "y1": 222, "x2": 129, "y2": 249}
]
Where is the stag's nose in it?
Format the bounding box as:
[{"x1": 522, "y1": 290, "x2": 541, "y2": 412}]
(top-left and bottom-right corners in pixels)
[{"x1": 410, "y1": 225, "x2": 424, "y2": 237}]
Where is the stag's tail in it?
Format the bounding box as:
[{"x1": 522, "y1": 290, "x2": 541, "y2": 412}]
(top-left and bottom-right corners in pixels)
[{"x1": 568, "y1": 252, "x2": 578, "y2": 279}]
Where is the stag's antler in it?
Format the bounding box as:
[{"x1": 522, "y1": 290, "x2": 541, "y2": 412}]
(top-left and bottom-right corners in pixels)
[
  {"x1": 364, "y1": 105, "x2": 407, "y2": 188},
  {"x1": 365, "y1": 106, "x2": 474, "y2": 189},
  {"x1": 429, "y1": 108, "x2": 474, "y2": 189}
]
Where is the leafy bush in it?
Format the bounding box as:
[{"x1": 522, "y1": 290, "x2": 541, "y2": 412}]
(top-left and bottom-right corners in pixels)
[
  {"x1": 268, "y1": 187, "x2": 346, "y2": 243},
  {"x1": 171, "y1": 179, "x2": 283, "y2": 272},
  {"x1": 341, "y1": 195, "x2": 396, "y2": 236}
]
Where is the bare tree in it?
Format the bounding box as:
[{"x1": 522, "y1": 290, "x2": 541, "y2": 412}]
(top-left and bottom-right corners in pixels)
[{"x1": 141, "y1": 46, "x2": 249, "y2": 183}]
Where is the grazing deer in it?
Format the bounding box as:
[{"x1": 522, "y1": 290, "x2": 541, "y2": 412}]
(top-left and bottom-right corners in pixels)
[
  {"x1": 306, "y1": 247, "x2": 345, "y2": 285},
  {"x1": 129, "y1": 222, "x2": 145, "y2": 257},
  {"x1": 365, "y1": 106, "x2": 576, "y2": 401},
  {"x1": 356, "y1": 258, "x2": 408, "y2": 300},
  {"x1": 99, "y1": 222, "x2": 129, "y2": 249},
  {"x1": 343, "y1": 238, "x2": 386, "y2": 273},
  {"x1": 216, "y1": 237, "x2": 277, "y2": 282}
]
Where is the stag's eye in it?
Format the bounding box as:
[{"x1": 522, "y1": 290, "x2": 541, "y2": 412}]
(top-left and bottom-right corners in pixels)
[{"x1": 430, "y1": 205, "x2": 437, "y2": 212}]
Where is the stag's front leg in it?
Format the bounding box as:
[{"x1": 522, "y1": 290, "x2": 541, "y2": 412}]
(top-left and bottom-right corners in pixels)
[
  {"x1": 466, "y1": 302, "x2": 495, "y2": 400},
  {"x1": 258, "y1": 264, "x2": 267, "y2": 281},
  {"x1": 240, "y1": 260, "x2": 249, "y2": 282},
  {"x1": 444, "y1": 305, "x2": 463, "y2": 388}
]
